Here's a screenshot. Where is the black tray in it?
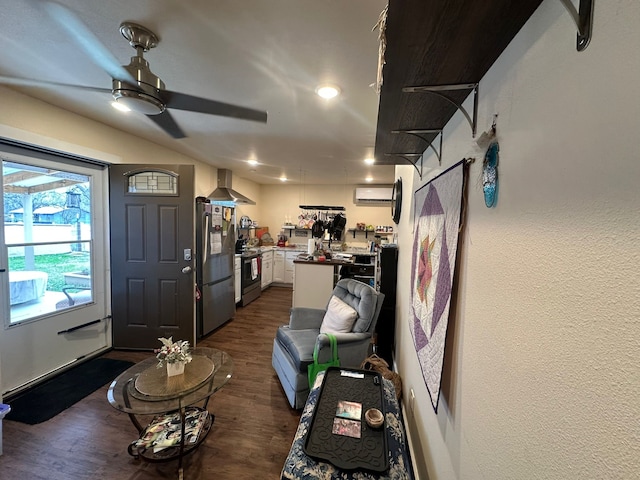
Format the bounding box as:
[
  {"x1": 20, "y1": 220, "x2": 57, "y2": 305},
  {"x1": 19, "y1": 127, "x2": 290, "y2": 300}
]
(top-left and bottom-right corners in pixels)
[{"x1": 303, "y1": 367, "x2": 389, "y2": 473}]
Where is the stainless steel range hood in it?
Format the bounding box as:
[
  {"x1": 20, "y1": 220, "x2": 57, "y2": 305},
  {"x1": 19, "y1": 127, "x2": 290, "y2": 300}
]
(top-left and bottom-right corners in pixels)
[{"x1": 208, "y1": 169, "x2": 255, "y2": 205}]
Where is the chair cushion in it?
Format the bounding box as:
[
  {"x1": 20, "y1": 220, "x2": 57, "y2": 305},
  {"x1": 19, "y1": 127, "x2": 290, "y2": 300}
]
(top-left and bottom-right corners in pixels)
[
  {"x1": 320, "y1": 295, "x2": 358, "y2": 333},
  {"x1": 333, "y1": 280, "x2": 377, "y2": 333},
  {"x1": 275, "y1": 326, "x2": 318, "y2": 371}
]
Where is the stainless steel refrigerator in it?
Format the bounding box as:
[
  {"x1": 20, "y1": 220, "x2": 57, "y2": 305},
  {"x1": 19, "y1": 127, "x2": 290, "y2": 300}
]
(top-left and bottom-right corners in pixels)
[{"x1": 195, "y1": 197, "x2": 236, "y2": 338}]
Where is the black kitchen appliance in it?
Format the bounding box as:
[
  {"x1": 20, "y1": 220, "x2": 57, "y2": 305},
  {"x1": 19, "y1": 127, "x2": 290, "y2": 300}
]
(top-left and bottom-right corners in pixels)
[
  {"x1": 240, "y1": 251, "x2": 261, "y2": 306},
  {"x1": 195, "y1": 197, "x2": 236, "y2": 338},
  {"x1": 235, "y1": 237, "x2": 246, "y2": 254}
]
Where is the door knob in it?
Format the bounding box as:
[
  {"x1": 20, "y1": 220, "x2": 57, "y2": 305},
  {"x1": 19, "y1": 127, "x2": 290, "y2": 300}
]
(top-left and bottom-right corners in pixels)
[{"x1": 181, "y1": 266, "x2": 193, "y2": 274}]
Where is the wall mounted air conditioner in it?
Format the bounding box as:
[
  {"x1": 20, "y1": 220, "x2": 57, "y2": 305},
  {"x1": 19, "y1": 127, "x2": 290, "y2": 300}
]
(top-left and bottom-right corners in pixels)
[{"x1": 354, "y1": 186, "x2": 393, "y2": 204}]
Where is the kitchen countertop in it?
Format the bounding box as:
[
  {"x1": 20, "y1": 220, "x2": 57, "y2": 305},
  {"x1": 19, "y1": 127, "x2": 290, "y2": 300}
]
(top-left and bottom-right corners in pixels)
[
  {"x1": 293, "y1": 256, "x2": 352, "y2": 266},
  {"x1": 235, "y1": 245, "x2": 305, "y2": 257},
  {"x1": 238, "y1": 245, "x2": 370, "y2": 257}
]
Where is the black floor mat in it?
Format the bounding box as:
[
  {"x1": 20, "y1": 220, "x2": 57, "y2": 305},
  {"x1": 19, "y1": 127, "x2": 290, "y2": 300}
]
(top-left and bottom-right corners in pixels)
[{"x1": 4, "y1": 357, "x2": 133, "y2": 425}]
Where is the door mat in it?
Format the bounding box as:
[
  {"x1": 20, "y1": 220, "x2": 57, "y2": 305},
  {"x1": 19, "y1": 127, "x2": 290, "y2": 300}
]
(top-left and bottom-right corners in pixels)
[{"x1": 4, "y1": 357, "x2": 134, "y2": 425}]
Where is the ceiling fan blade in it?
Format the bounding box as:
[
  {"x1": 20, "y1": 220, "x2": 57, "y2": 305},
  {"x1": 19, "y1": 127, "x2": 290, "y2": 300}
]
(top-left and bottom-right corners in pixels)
[
  {"x1": 0, "y1": 75, "x2": 111, "y2": 94},
  {"x1": 146, "y1": 111, "x2": 186, "y2": 139},
  {"x1": 162, "y1": 90, "x2": 267, "y2": 123},
  {"x1": 43, "y1": 1, "x2": 135, "y2": 84}
]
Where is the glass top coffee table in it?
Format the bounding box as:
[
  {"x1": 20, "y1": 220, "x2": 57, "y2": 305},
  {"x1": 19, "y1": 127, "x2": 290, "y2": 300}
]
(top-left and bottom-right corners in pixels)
[{"x1": 107, "y1": 347, "x2": 233, "y2": 479}]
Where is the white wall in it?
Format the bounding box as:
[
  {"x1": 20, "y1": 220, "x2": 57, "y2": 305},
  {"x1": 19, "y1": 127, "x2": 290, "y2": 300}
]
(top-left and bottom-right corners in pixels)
[{"x1": 394, "y1": 1, "x2": 640, "y2": 479}]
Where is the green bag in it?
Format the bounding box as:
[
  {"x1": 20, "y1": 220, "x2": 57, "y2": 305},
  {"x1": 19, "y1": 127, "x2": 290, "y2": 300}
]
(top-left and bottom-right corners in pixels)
[{"x1": 307, "y1": 333, "x2": 339, "y2": 389}]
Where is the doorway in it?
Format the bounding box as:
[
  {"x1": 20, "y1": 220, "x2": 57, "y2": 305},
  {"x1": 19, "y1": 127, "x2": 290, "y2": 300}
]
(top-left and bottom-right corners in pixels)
[
  {"x1": 0, "y1": 146, "x2": 109, "y2": 396},
  {"x1": 109, "y1": 164, "x2": 195, "y2": 349}
]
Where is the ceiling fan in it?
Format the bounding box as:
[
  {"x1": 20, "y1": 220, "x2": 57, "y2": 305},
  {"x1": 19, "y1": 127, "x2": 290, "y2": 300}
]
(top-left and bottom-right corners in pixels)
[{"x1": 0, "y1": 1, "x2": 267, "y2": 139}]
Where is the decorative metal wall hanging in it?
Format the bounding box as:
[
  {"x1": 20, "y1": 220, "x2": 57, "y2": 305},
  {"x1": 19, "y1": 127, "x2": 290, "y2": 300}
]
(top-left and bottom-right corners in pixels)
[{"x1": 482, "y1": 142, "x2": 499, "y2": 208}]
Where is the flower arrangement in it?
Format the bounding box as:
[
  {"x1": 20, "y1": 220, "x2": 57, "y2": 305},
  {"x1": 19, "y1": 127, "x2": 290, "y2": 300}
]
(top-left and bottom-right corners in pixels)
[{"x1": 155, "y1": 337, "x2": 193, "y2": 368}]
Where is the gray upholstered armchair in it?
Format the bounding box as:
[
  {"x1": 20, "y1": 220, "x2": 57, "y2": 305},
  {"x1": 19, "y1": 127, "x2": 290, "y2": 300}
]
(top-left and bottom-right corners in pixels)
[{"x1": 272, "y1": 279, "x2": 384, "y2": 409}]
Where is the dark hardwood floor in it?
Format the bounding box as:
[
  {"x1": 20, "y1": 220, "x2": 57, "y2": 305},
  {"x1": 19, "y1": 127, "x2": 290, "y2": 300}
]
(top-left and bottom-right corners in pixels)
[{"x1": 0, "y1": 286, "x2": 301, "y2": 480}]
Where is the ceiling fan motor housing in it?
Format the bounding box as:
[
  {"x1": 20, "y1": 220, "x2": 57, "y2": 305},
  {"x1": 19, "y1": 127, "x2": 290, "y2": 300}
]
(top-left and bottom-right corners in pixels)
[{"x1": 112, "y1": 56, "x2": 166, "y2": 115}]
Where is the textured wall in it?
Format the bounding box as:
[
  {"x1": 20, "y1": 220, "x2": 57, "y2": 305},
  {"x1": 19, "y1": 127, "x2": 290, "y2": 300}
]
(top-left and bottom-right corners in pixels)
[{"x1": 394, "y1": 1, "x2": 640, "y2": 479}]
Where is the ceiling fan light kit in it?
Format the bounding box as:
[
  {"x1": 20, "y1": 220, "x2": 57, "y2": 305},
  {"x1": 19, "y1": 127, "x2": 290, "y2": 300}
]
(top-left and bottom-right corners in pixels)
[
  {"x1": 315, "y1": 84, "x2": 341, "y2": 99},
  {"x1": 112, "y1": 24, "x2": 166, "y2": 115},
  {"x1": 112, "y1": 88, "x2": 165, "y2": 115}
]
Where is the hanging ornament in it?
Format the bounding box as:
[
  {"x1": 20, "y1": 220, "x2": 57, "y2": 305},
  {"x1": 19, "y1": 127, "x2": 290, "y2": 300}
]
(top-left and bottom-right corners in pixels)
[{"x1": 483, "y1": 141, "x2": 499, "y2": 208}]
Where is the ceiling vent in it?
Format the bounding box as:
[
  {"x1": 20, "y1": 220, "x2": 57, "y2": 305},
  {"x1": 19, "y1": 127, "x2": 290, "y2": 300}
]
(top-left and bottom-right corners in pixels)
[
  {"x1": 354, "y1": 186, "x2": 393, "y2": 205},
  {"x1": 208, "y1": 169, "x2": 255, "y2": 205}
]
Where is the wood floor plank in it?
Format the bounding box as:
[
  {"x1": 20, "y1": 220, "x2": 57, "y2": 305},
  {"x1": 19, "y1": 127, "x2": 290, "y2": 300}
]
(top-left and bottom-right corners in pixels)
[{"x1": 0, "y1": 286, "x2": 300, "y2": 479}]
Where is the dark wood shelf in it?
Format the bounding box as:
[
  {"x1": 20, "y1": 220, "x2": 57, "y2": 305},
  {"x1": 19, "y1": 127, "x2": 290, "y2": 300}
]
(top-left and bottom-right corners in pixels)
[
  {"x1": 347, "y1": 229, "x2": 392, "y2": 239},
  {"x1": 375, "y1": 0, "x2": 544, "y2": 165}
]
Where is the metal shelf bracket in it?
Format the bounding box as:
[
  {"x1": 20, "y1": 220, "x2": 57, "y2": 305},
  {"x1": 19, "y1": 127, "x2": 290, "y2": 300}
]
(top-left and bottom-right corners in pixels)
[
  {"x1": 402, "y1": 83, "x2": 479, "y2": 137},
  {"x1": 559, "y1": 0, "x2": 594, "y2": 51},
  {"x1": 383, "y1": 153, "x2": 424, "y2": 179},
  {"x1": 392, "y1": 129, "x2": 443, "y2": 165}
]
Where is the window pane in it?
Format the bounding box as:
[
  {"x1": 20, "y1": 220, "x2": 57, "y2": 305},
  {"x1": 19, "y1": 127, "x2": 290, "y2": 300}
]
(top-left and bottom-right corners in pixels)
[
  {"x1": 3, "y1": 160, "x2": 93, "y2": 324},
  {"x1": 8, "y1": 242, "x2": 93, "y2": 323},
  {"x1": 128, "y1": 171, "x2": 177, "y2": 194}
]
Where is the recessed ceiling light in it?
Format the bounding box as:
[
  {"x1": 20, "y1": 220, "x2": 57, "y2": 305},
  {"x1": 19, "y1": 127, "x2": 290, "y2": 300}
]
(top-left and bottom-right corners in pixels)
[
  {"x1": 364, "y1": 158, "x2": 375, "y2": 165},
  {"x1": 280, "y1": 175, "x2": 287, "y2": 182},
  {"x1": 315, "y1": 84, "x2": 341, "y2": 99},
  {"x1": 111, "y1": 101, "x2": 130, "y2": 112},
  {"x1": 248, "y1": 159, "x2": 258, "y2": 166},
  {"x1": 365, "y1": 176, "x2": 373, "y2": 182}
]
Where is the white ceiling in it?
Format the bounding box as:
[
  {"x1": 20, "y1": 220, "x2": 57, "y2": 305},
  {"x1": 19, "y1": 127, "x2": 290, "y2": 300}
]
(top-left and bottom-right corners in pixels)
[{"x1": 0, "y1": 0, "x2": 393, "y2": 185}]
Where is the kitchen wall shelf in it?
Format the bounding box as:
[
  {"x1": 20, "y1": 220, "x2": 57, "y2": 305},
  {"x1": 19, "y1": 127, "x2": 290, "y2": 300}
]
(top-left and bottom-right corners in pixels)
[
  {"x1": 281, "y1": 226, "x2": 312, "y2": 238},
  {"x1": 299, "y1": 205, "x2": 345, "y2": 212},
  {"x1": 374, "y1": 0, "x2": 544, "y2": 163},
  {"x1": 348, "y1": 229, "x2": 393, "y2": 239}
]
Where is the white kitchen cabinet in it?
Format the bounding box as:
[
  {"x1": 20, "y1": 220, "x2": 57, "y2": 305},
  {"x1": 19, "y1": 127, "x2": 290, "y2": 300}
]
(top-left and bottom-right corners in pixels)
[
  {"x1": 261, "y1": 250, "x2": 273, "y2": 289},
  {"x1": 234, "y1": 256, "x2": 241, "y2": 304},
  {"x1": 284, "y1": 251, "x2": 297, "y2": 284},
  {"x1": 273, "y1": 250, "x2": 285, "y2": 283}
]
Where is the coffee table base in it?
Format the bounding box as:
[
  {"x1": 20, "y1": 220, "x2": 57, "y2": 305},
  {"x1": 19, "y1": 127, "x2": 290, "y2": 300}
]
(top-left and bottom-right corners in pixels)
[{"x1": 127, "y1": 406, "x2": 214, "y2": 480}]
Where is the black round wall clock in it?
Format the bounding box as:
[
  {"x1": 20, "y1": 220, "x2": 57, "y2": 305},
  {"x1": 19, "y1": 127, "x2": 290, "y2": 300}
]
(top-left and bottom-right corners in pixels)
[{"x1": 391, "y1": 177, "x2": 402, "y2": 224}]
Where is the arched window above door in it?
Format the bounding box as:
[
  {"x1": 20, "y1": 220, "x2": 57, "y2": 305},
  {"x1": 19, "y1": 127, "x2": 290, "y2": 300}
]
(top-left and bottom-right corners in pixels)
[{"x1": 125, "y1": 169, "x2": 178, "y2": 195}]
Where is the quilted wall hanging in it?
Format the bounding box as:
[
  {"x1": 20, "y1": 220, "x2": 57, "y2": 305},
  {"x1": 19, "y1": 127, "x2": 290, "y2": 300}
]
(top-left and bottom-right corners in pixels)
[{"x1": 410, "y1": 160, "x2": 465, "y2": 412}]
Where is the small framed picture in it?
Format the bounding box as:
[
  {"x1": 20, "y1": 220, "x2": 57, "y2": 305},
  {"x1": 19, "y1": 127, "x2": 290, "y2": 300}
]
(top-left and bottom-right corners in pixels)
[
  {"x1": 335, "y1": 400, "x2": 362, "y2": 420},
  {"x1": 332, "y1": 418, "x2": 361, "y2": 438}
]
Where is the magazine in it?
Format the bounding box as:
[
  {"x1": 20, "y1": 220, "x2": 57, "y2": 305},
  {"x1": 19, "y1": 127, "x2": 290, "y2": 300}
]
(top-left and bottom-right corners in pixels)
[{"x1": 135, "y1": 408, "x2": 209, "y2": 453}]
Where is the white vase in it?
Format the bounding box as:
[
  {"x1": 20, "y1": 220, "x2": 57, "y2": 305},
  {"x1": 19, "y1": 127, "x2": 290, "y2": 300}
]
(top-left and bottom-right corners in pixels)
[{"x1": 166, "y1": 361, "x2": 185, "y2": 377}]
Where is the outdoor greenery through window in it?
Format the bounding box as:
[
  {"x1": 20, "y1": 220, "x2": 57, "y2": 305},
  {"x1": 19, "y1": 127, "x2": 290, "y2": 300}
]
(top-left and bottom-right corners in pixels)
[{"x1": 3, "y1": 160, "x2": 93, "y2": 324}]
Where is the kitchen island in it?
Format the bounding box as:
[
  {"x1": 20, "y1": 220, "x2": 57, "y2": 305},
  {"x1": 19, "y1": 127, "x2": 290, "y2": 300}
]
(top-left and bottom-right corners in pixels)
[{"x1": 292, "y1": 257, "x2": 352, "y2": 309}]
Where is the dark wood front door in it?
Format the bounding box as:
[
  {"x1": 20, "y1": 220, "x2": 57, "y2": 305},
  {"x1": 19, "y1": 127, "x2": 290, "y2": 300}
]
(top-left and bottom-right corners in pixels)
[{"x1": 109, "y1": 164, "x2": 194, "y2": 349}]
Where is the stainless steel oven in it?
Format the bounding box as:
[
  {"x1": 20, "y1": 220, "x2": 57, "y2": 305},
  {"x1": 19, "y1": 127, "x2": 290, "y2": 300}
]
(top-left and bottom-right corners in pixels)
[{"x1": 240, "y1": 252, "x2": 261, "y2": 306}]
